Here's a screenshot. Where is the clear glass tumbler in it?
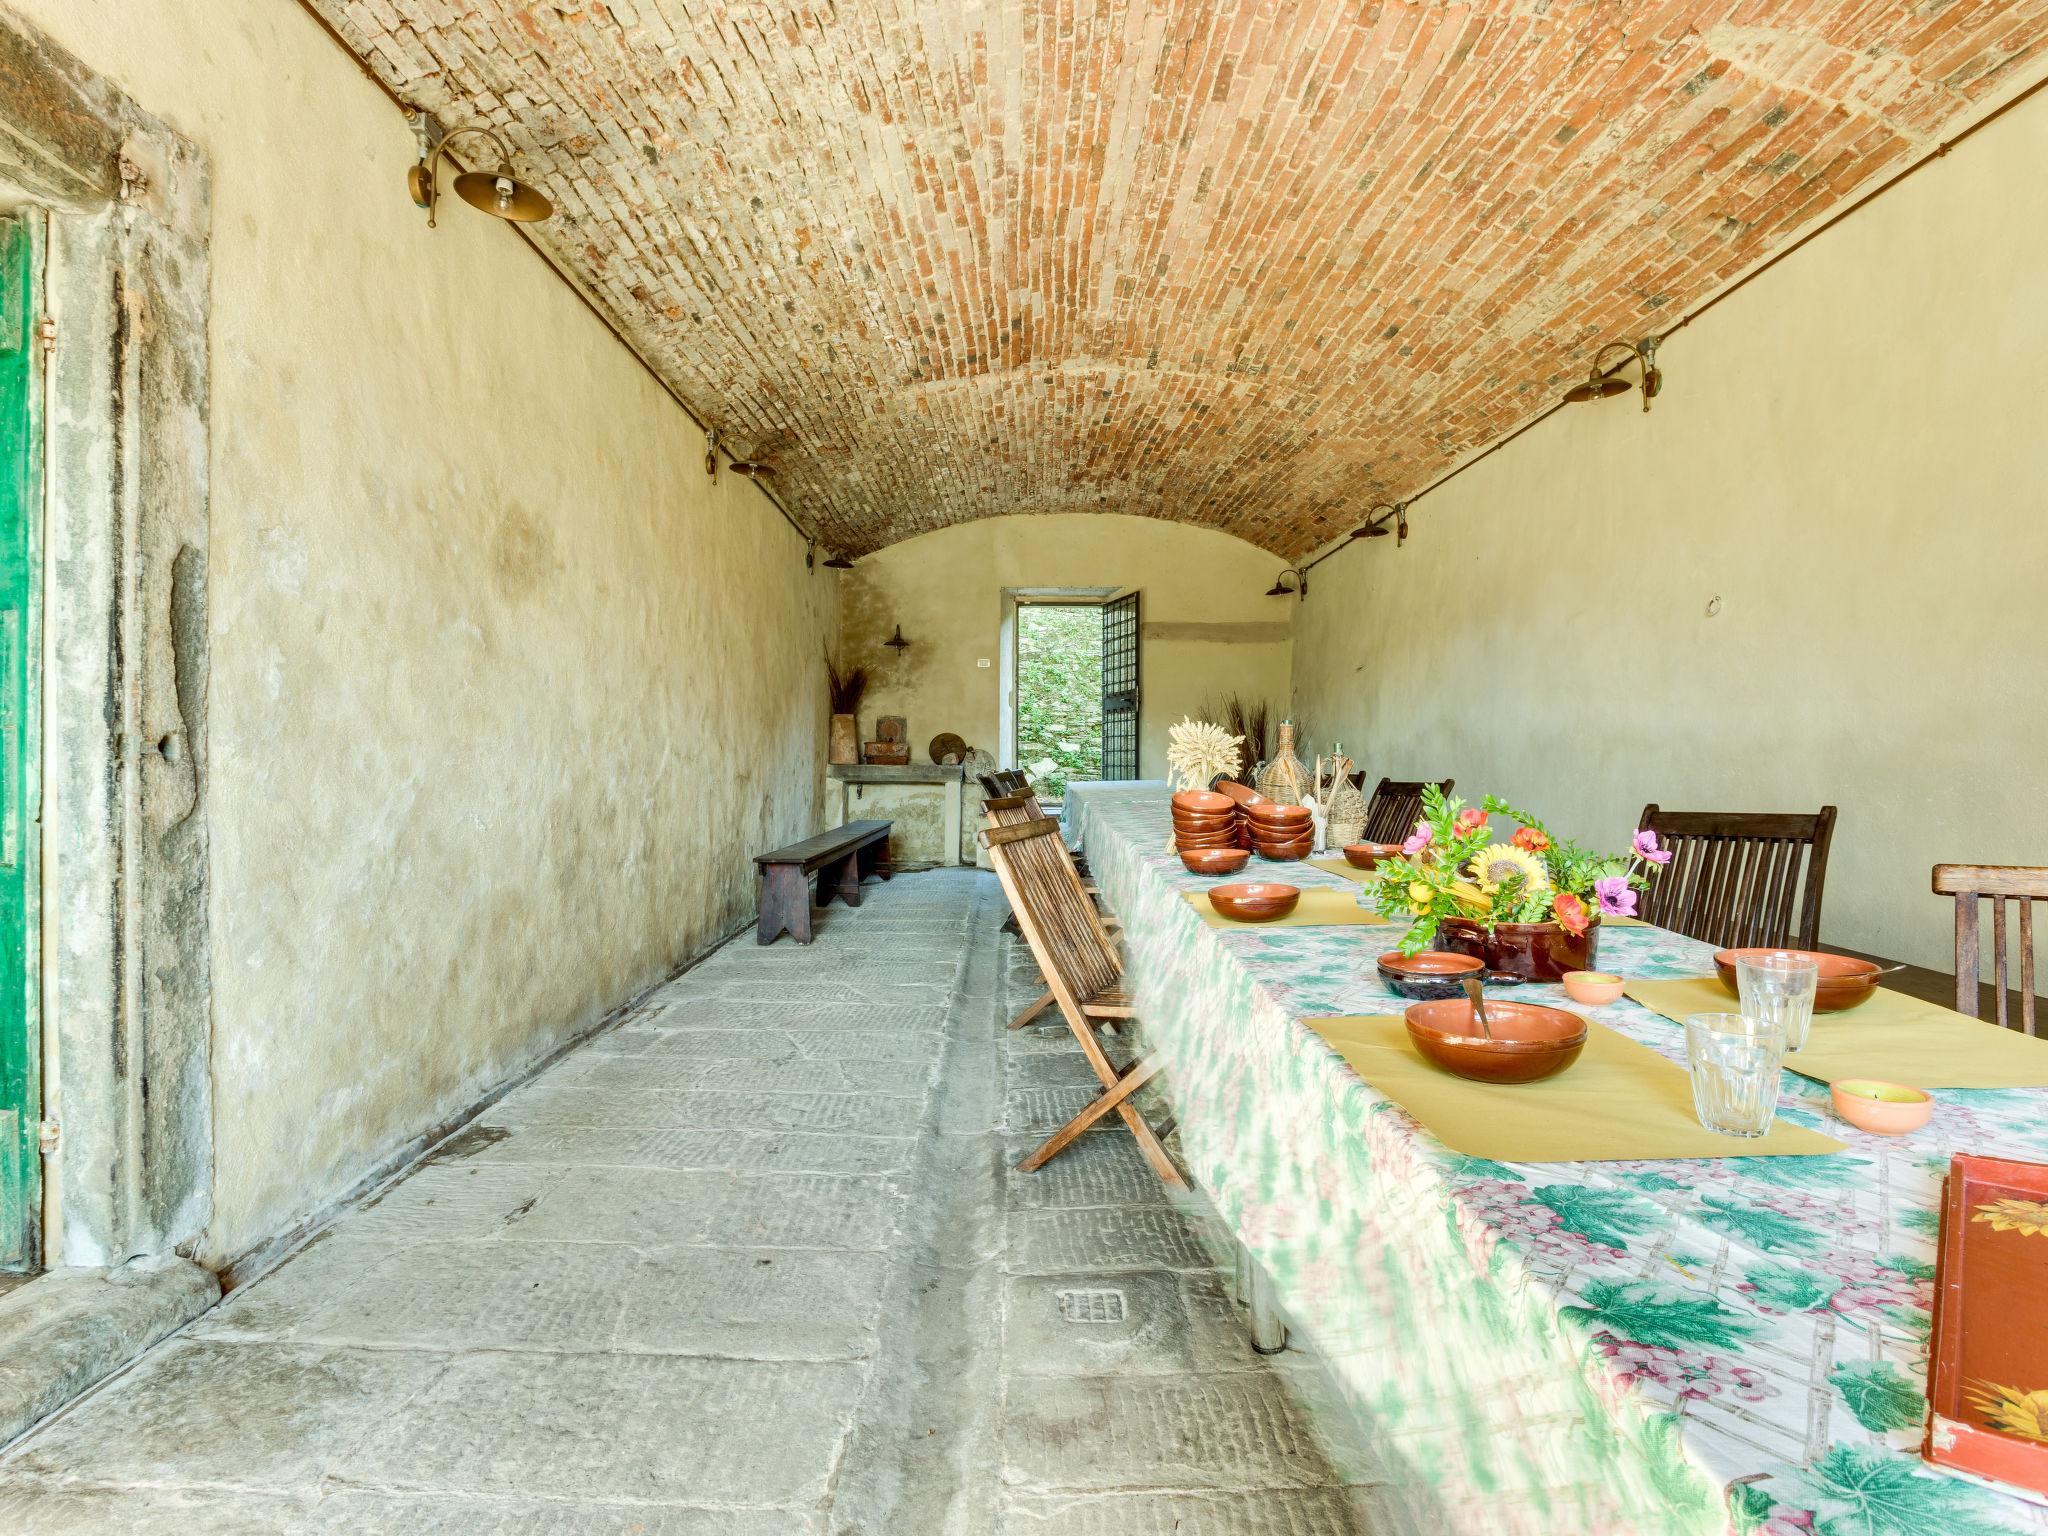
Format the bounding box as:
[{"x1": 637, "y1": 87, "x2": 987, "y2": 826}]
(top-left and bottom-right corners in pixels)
[
  {"x1": 1684, "y1": 1011, "x2": 1786, "y2": 1138},
  {"x1": 1735, "y1": 951, "x2": 1821, "y2": 1052}
]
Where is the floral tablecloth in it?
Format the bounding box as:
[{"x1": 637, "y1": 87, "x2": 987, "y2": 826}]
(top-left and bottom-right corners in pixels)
[{"x1": 1072, "y1": 790, "x2": 2048, "y2": 1536}]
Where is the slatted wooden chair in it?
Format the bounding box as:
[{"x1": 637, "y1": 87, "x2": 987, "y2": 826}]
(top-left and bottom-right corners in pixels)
[
  {"x1": 1934, "y1": 864, "x2": 2048, "y2": 1034},
  {"x1": 987, "y1": 792, "x2": 1117, "y2": 1031},
  {"x1": 980, "y1": 805, "x2": 1184, "y2": 1186},
  {"x1": 1634, "y1": 805, "x2": 1838, "y2": 951},
  {"x1": 1361, "y1": 777, "x2": 1455, "y2": 844}
]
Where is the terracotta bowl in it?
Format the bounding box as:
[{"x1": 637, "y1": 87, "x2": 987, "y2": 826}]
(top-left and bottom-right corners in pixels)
[
  {"x1": 1253, "y1": 834, "x2": 1313, "y2": 855},
  {"x1": 1174, "y1": 830, "x2": 1240, "y2": 850},
  {"x1": 1830, "y1": 1078, "x2": 1934, "y2": 1136},
  {"x1": 1561, "y1": 971, "x2": 1627, "y2": 1006},
  {"x1": 1211, "y1": 780, "x2": 1269, "y2": 809},
  {"x1": 1206, "y1": 882, "x2": 1300, "y2": 922},
  {"x1": 1246, "y1": 803, "x2": 1312, "y2": 827},
  {"x1": 1377, "y1": 949, "x2": 1485, "y2": 1002},
  {"x1": 1180, "y1": 847, "x2": 1251, "y2": 877},
  {"x1": 1171, "y1": 812, "x2": 1237, "y2": 836},
  {"x1": 1171, "y1": 789, "x2": 1234, "y2": 816},
  {"x1": 1254, "y1": 845, "x2": 1311, "y2": 863},
  {"x1": 1403, "y1": 999, "x2": 1587, "y2": 1084},
  {"x1": 1712, "y1": 948, "x2": 1882, "y2": 1012},
  {"x1": 1343, "y1": 841, "x2": 1403, "y2": 870}
]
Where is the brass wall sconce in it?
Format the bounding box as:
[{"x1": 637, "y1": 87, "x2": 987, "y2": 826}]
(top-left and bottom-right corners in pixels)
[
  {"x1": 407, "y1": 120, "x2": 553, "y2": 229},
  {"x1": 1564, "y1": 337, "x2": 1662, "y2": 412},
  {"x1": 1265, "y1": 569, "x2": 1306, "y2": 599}
]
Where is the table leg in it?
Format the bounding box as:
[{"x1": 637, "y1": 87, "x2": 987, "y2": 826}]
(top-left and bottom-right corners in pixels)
[{"x1": 1237, "y1": 1238, "x2": 1289, "y2": 1355}]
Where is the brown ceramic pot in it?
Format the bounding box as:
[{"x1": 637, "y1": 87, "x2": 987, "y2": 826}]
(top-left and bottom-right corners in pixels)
[
  {"x1": 1438, "y1": 916, "x2": 1598, "y2": 983},
  {"x1": 1171, "y1": 789, "x2": 1235, "y2": 816},
  {"x1": 1180, "y1": 847, "x2": 1251, "y2": 876}
]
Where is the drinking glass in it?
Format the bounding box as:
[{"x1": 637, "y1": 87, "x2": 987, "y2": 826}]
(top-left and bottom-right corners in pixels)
[
  {"x1": 1735, "y1": 951, "x2": 1820, "y2": 1052},
  {"x1": 1684, "y1": 1012, "x2": 1785, "y2": 1138}
]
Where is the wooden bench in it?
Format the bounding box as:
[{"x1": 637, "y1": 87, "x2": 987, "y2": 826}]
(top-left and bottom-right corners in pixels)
[{"x1": 754, "y1": 820, "x2": 893, "y2": 945}]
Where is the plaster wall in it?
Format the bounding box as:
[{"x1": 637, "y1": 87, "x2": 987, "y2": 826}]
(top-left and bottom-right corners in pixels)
[
  {"x1": 1291, "y1": 90, "x2": 2048, "y2": 973},
  {"x1": 15, "y1": 0, "x2": 835, "y2": 1263},
  {"x1": 839, "y1": 515, "x2": 1291, "y2": 861}
]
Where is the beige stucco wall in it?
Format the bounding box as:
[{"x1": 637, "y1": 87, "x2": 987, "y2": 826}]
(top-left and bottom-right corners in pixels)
[
  {"x1": 21, "y1": 0, "x2": 835, "y2": 1263},
  {"x1": 840, "y1": 514, "x2": 1291, "y2": 860},
  {"x1": 1291, "y1": 89, "x2": 2048, "y2": 974}
]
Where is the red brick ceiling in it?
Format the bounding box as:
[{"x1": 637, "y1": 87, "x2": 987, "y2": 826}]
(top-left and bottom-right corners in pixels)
[{"x1": 317, "y1": 1, "x2": 2048, "y2": 557}]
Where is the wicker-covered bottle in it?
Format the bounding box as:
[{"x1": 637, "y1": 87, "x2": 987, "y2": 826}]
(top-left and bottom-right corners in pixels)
[
  {"x1": 1322, "y1": 747, "x2": 1367, "y2": 847},
  {"x1": 1255, "y1": 720, "x2": 1311, "y2": 807}
]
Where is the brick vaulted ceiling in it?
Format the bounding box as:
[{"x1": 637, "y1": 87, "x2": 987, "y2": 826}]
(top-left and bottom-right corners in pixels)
[{"x1": 316, "y1": 1, "x2": 2048, "y2": 557}]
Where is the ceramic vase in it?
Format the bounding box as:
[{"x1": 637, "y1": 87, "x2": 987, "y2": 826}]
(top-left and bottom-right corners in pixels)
[
  {"x1": 1438, "y1": 916, "x2": 1598, "y2": 983},
  {"x1": 829, "y1": 713, "x2": 859, "y2": 765}
]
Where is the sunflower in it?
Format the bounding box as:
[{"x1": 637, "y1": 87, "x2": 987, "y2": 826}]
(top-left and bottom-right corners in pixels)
[
  {"x1": 1965, "y1": 1381, "x2": 2048, "y2": 1442},
  {"x1": 1468, "y1": 843, "x2": 1550, "y2": 896},
  {"x1": 1972, "y1": 1196, "x2": 2048, "y2": 1237}
]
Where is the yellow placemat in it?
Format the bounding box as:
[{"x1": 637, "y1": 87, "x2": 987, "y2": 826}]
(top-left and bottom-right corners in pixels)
[
  {"x1": 1624, "y1": 977, "x2": 2048, "y2": 1090},
  {"x1": 1307, "y1": 856, "x2": 1371, "y2": 884},
  {"x1": 1605, "y1": 914, "x2": 1646, "y2": 928},
  {"x1": 1183, "y1": 887, "x2": 1391, "y2": 928},
  {"x1": 1306, "y1": 1014, "x2": 1843, "y2": 1161}
]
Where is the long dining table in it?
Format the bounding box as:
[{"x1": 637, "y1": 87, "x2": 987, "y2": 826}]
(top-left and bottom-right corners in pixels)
[{"x1": 1061, "y1": 782, "x2": 2048, "y2": 1536}]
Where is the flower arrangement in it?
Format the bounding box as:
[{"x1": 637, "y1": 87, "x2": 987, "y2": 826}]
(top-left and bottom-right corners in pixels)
[{"x1": 1367, "y1": 786, "x2": 1672, "y2": 953}]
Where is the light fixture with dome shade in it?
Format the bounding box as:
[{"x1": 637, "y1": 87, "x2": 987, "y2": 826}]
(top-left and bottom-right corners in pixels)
[
  {"x1": 1563, "y1": 338, "x2": 1663, "y2": 413},
  {"x1": 823, "y1": 552, "x2": 856, "y2": 570},
  {"x1": 1265, "y1": 569, "x2": 1306, "y2": 599},
  {"x1": 406, "y1": 119, "x2": 553, "y2": 229},
  {"x1": 1351, "y1": 501, "x2": 1410, "y2": 548}
]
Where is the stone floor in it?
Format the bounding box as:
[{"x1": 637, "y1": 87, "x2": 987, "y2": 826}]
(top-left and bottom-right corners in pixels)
[{"x1": 0, "y1": 869, "x2": 1383, "y2": 1533}]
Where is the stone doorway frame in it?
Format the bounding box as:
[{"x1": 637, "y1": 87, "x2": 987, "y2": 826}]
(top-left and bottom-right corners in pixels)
[{"x1": 0, "y1": 9, "x2": 214, "y2": 1272}]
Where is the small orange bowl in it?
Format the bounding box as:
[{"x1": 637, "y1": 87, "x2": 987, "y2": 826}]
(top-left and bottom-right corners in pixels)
[
  {"x1": 1180, "y1": 847, "x2": 1250, "y2": 876},
  {"x1": 1561, "y1": 971, "x2": 1626, "y2": 1006},
  {"x1": 1246, "y1": 802, "x2": 1312, "y2": 826},
  {"x1": 1830, "y1": 1079, "x2": 1933, "y2": 1136},
  {"x1": 1211, "y1": 780, "x2": 1268, "y2": 809},
  {"x1": 1171, "y1": 789, "x2": 1234, "y2": 816},
  {"x1": 1343, "y1": 842, "x2": 1402, "y2": 870},
  {"x1": 1207, "y1": 882, "x2": 1300, "y2": 922}
]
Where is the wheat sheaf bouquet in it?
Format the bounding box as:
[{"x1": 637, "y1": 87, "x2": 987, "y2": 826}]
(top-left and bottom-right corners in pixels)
[{"x1": 1366, "y1": 785, "x2": 1673, "y2": 954}]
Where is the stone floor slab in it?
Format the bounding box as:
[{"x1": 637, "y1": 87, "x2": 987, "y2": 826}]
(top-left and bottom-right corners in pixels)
[
  {"x1": 501, "y1": 1165, "x2": 904, "y2": 1250},
  {"x1": 615, "y1": 1246, "x2": 886, "y2": 1359},
  {"x1": 1007, "y1": 1207, "x2": 1225, "y2": 1273},
  {"x1": 342, "y1": 1351, "x2": 860, "y2": 1506},
  {"x1": 0, "y1": 1339, "x2": 447, "y2": 1491},
  {"x1": 1004, "y1": 1486, "x2": 1391, "y2": 1534}
]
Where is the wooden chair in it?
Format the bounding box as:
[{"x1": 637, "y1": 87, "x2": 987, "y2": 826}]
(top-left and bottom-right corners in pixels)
[
  {"x1": 1934, "y1": 864, "x2": 2048, "y2": 1034},
  {"x1": 987, "y1": 792, "x2": 1115, "y2": 1031},
  {"x1": 980, "y1": 806, "x2": 1184, "y2": 1186},
  {"x1": 1361, "y1": 778, "x2": 1455, "y2": 845},
  {"x1": 1634, "y1": 805, "x2": 1837, "y2": 951}
]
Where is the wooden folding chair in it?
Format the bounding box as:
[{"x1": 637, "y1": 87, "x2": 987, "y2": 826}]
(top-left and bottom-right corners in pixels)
[
  {"x1": 985, "y1": 790, "x2": 1115, "y2": 1031},
  {"x1": 980, "y1": 808, "x2": 1184, "y2": 1186}
]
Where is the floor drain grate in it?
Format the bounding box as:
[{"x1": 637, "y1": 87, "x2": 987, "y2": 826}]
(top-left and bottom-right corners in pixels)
[{"x1": 1056, "y1": 1288, "x2": 1127, "y2": 1324}]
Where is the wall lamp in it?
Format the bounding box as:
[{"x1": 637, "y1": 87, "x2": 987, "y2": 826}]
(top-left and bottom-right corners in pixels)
[
  {"x1": 823, "y1": 552, "x2": 856, "y2": 570},
  {"x1": 1563, "y1": 337, "x2": 1662, "y2": 412},
  {"x1": 407, "y1": 122, "x2": 553, "y2": 229},
  {"x1": 1265, "y1": 569, "x2": 1306, "y2": 599},
  {"x1": 705, "y1": 427, "x2": 774, "y2": 481},
  {"x1": 1352, "y1": 501, "x2": 1410, "y2": 547}
]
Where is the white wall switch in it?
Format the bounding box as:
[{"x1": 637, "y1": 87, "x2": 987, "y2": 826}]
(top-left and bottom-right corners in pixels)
[{"x1": 976, "y1": 657, "x2": 991, "y2": 668}]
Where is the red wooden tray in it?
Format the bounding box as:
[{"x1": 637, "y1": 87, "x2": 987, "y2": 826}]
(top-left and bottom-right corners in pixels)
[{"x1": 1925, "y1": 1153, "x2": 2048, "y2": 1500}]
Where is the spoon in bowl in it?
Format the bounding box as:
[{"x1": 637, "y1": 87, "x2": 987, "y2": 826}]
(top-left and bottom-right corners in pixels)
[{"x1": 1462, "y1": 977, "x2": 1494, "y2": 1041}]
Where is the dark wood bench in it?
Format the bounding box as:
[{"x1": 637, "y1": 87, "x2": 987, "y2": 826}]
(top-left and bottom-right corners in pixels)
[{"x1": 754, "y1": 820, "x2": 893, "y2": 945}]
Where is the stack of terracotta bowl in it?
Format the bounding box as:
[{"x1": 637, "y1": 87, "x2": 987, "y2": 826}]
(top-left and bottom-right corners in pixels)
[
  {"x1": 1171, "y1": 790, "x2": 1250, "y2": 875},
  {"x1": 1244, "y1": 800, "x2": 1313, "y2": 861}
]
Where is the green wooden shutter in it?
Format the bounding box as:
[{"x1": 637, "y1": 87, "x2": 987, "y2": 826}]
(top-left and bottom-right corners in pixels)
[{"x1": 0, "y1": 213, "x2": 41, "y2": 1270}]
